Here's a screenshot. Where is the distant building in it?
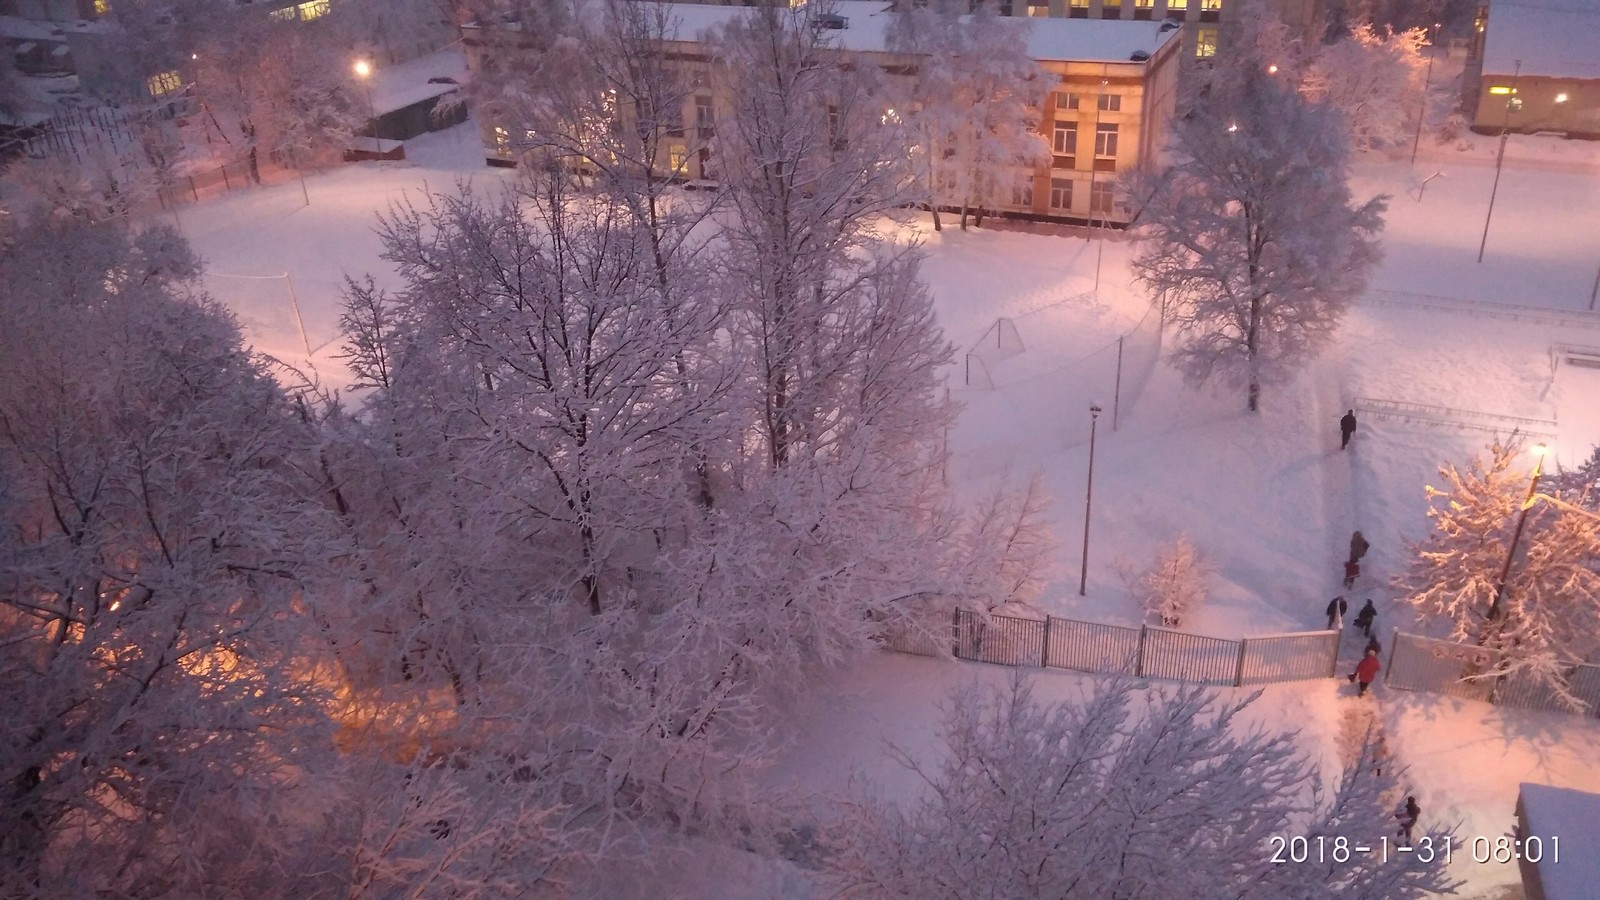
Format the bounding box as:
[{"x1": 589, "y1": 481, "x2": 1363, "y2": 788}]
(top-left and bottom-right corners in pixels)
[
  {"x1": 464, "y1": 1, "x2": 1182, "y2": 226},
  {"x1": 1516, "y1": 783, "x2": 1600, "y2": 900},
  {"x1": 995, "y1": 0, "x2": 1322, "y2": 65},
  {"x1": 1465, "y1": 0, "x2": 1600, "y2": 138}
]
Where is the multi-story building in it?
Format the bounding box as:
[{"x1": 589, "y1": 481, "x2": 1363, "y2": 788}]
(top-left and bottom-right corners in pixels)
[
  {"x1": 1464, "y1": 0, "x2": 1600, "y2": 139},
  {"x1": 464, "y1": 1, "x2": 1182, "y2": 226}
]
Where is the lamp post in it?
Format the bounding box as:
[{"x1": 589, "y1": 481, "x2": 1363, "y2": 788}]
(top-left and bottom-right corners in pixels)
[
  {"x1": 1477, "y1": 58, "x2": 1521, "y2": 264},
  {"x1": 1487, "y1": 442, "x2": 1548, "y2": 623},
  {"x1": 353, "y1": 58, "x2": 378, "y2": 154},
  {"x1": 1079, "y1": 403, "x2": 1103, "y2": 597},
  {"x1": 1409, "y1": 22, "x2": 1442, "y2": 166}
]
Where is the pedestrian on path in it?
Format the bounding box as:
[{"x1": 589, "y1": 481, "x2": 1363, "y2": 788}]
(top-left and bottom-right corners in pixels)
[
  {"x1": 1341, "y1": 409, "x2": 1358, "y2": 450},
  {"x1": 1343, "y1": 559, "x2": 1361, "y2": 588},
  {"x1": 1396, "y1": 796, "x2": 1421, "y2": 845},
  {"x1": 1365, "y1": 633, "x2": 1382, "y2": 658},
  {"x1": 1348, "y1": 530, "x2": 1369, "y2": 565},
  {"x1": 1354, "y1": 599, "x2": 1377, "y2": 637},
  {"x1": 1350, "y1": 648, "x2": 1381, "y2": 697},
  {"x1": 1326, "y1": 595, "x2": 1348, "y2": 630}
]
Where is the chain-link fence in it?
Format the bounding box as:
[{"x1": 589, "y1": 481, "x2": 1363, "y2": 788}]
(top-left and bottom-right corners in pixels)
[{"x1": 888, "y1": 609, "x2": 1339, "y2": 688}]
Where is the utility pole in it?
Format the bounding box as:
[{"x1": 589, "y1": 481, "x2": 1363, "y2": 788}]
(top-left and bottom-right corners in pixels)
[
  {"x1": 1478, "y1": 59, "x2": 1521, "y2": 264},
  {"x1": 1409, "y1": 22, "x2": 1442, "y2": 166},
  {"x1": 1079, "y1": 404, "x2": 1103, "y2": 597}
]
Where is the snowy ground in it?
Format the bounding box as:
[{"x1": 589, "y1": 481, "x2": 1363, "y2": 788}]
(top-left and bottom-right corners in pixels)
[{"x1": 174, "y1": 118, "x2": 1600, "y2": 898}]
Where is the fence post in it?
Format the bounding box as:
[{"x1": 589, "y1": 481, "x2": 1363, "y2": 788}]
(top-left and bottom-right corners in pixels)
[
  {"x1": 951, "y1": 607, "x2": 961, "y2": 659},
  {"x1": 1135, "y1": 625, "x2": 1147, "y2": 677},
  {"x1": 221, "y1": 164, "x2": 231, "y2": 191},
  {"x1": 1041, "y1": 616, "x2": 1052, "y2": 668},
  {"x1": 1234, "y1": 637, "x2": 1248, "y2": 687},
  {"x1": 1383, "y1": 627, "x2": 1399, "y2": 683},
  {"x1": 189, "y1": 175, "x2": 198, "y2": 202}
]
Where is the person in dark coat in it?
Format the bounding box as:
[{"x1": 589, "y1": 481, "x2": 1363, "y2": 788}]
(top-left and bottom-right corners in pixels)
[
  {"x1": 1340, "y1": 409, "x2": 1358, "y2": 450},
  {"x1": 1396, "y1": 796, "x2": 1421, "y2": 845},
  {"x1": 1349, "y1": 530, "x2": 1370, "y2": 565},
  {"x1": 1354, "y1": 599, "x2": 1377, "y2": 637},
  {"x1": 1351, "y1": 648, "x2": 1381, "y2": 696},
  {"x1": 1326, "y1": 595, "x2": 1348, "y2": 630},
  {"x1": 1365, "y1": 633, "x2": 1382, "y2": 657}
]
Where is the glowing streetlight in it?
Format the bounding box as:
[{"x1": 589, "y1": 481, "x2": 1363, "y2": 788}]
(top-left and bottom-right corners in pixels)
[
  {"x1": 353, "y1": 58, "x2": 378, "y2": 154},
  {"x1": 1267, "y1": 64, "x2": 1279, "y2": 75},
  {"x1": 1487, "y1": 442, "x2": 1549, "y2": 623},
  {"x1": 1227, "y1": 122, "x2": 1239, "y2": 133}
]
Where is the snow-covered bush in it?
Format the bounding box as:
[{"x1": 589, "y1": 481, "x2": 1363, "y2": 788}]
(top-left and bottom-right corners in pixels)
[
  {"x1": 825, "y1": 674, "x2": 1459, "y2": 898},
  {"x1": 1134, "y1": 533, "x2": 1211, "y2": 628}
]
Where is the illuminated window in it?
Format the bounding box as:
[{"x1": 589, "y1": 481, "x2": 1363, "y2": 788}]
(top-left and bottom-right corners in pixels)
[
  {"x1": 1133, "y1": 0, "x2": 1154, "y2": 18},
  {"x1": 1011, "y1": 175, "x2": 1034, "y2": 208},
  {"x1": 1069, "y1": 0, "x2": 1089, "y2": 16},
  {"x1": 1027, "y1": 0, "x2": 1050, "y2": 15},
  {"x1": 1166, "y1": 0, "x2": 1187, "y2": 10},
  {"x1": 669, "y1": 143, "x2": 688, "y2": 173},
  {"x1": 269, "y1": 6, "x2": 295, "y2": 20},
  {"x1": 1102, "y1": 0, "x2": 1121, "y2": 16},
  {"x1": 1196, "y1": 27, "x2": 1219, "y2": 58},
  {"x1": 1555, "y1": 92, "x2": 1570, "y2": 103},
  {"x1": 1201, "y1": 0, "x2": 1221, "y2": 8},
  {"x1": 147, "y1": 70, "x2": 181, "y2": 96},
  {"x1": 1134, "y1": 0, "x2": 1153, "y2": 7},
  {"x1": 493, "y1": 126, "x2": 510, "y2": 157},
  {"x1": 1050, "y1": 177, "x2": 1073, "y2": 210},
  {"x1": 297, "y1": 0, "x2": 329, "y2": 20},
  {"x1": 1098, "y1": 92, "x2": 1121, "y2": 112},
  {"x1": 1091, "y1": 180, "x2": 1115, "y2": 214},
  {"x1": 1487, "y1": 86, "x2": 1514, "y2": 95},
  {"x1": 93, "y1": 0, "x2": 110, "y2": 14}
]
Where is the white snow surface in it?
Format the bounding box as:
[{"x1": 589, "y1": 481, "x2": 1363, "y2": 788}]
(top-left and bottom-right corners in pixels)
[
  {"x1": 176, "y1": 119, "x2": 1600, "y2": 898},
  {"x1": 363, "y1": 45, "x2": 468, "y2": 116},
  {"x1": 659, "y1": 0, "x2": 1179, "y2": 64},
  {"x1": 1482, "y1": 0, "x2": 1600, "y2": 79}
]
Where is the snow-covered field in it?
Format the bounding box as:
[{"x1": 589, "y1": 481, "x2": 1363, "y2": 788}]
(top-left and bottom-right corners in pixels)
[{"x1": 179, "y1": 118, "x2": 1600, "y2": 898}]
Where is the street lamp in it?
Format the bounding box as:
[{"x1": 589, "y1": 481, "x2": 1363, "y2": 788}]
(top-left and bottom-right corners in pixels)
[
  {"x1": 1477, "y1": 58, "x2": 1521, "y2": 263},
  {"x1": 1409, "y1": 22, "x2": 1442, "y2": 166},
  {"x1": 1487, "y1": 442, "x2": 1548, "y2": 623},
  {"x1": 353, "y1": 58, "x2": 378, "y2": 154},
  {"x1": 1079, "y1": 403, "x2": 1103, "y2": 597}
]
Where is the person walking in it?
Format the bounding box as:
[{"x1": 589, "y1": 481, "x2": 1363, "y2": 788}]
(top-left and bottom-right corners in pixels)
[
  {"x1": 1365, "y1": 633, "x2": 1382, "y2": 658},
  {"x1": 1396, "y1": 795, "x2": 1421, "y2": 845},
  {"x1": 1326, "y1": 595, "x2": 1348, "y2": 630},
  {"x1": 1348, "y1": 530, "x2": 1370, "y2": 565},
  {"x1": 1354, "y1": 599, "x2": 1377, "y2": 638},
  {"x1": 1340, "y1": 409, "x2": 1358, "y2": 450},
  {"x1": 1350, "y1": 648, "x2": 1381, "y2": 697},
  {"x1": 1343, "y1": 559, "x2": 1361, "y2": 588}
]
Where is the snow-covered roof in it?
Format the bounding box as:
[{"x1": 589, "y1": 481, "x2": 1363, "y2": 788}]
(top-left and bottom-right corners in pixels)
[
  {"x1": 0, "y1": 14, "x2": 106, "y2": 41},
  {"x1": 1519, "y1": 783, "x2": 1600, "y2": 899},
  {"x1": 660, "y1": 1, "x2": 1178, "y2": 65},
  {"x1": 1483, "y1": 0, "x2": 1600, "y2": 80},
  {"x1": 366, "y1": 46, "x2": 470, "y2": 117}
]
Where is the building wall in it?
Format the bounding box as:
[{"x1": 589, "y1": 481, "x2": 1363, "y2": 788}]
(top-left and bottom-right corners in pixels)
[
  {"x1": 999, "y1": 0, "x2": 1323, "y2": 63},
  {"x1": 1472, "y1": 73, "x2": 1600, "y2": 138},
  {"x1": 466, "y1": 24, "x2": 1178, "y2": 225}
]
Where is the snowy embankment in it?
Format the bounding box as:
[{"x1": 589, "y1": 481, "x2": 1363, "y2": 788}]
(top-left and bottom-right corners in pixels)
[{"x1": 179, "y1": 120, "x2": 1600, "y2": 898}]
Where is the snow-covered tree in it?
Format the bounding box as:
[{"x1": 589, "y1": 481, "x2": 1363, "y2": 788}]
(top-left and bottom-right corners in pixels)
[
  {"x1": 1301, "y1": 23, "x2": 1429, "y2": 154},
  {"x1": 0, "y1": 216, "x2": 336, "y2": 895},
  {"x1": 1128, "y1": 67, "x2": 1385, "y2": 412},
  {"x1": 188, "y1": 8, "x2": 362, "y2": 181},
  {"x1": 826, "y1": 674, "x2": 1457, "y2": 898},
  {"x1": 887, "y1": 0, "x2": 1049, "y2": 231},
  {"x1": 1397, "y1": 439, "x2": 1600, "y2": 708},
  {"x1": 1134, "y1": 533, "x2": 1210, "y2": 628}
]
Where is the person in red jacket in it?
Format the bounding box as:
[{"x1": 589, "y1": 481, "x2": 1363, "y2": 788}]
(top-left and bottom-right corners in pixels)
[{"x1": 1350, "y1": 648, "x2": 1381, "y2": 697}]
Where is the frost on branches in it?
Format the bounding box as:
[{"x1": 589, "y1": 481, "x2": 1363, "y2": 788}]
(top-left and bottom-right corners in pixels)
[
  {"x1": 1397, "y1": 439, "x2": 1600, "y2": 708},
  {"x1": 825, "y1": 675, "x2": 1459, "y2": 899},
  {"x1": 1301, "y1": 23, "x2": 1429, "y2": 154},
  {"x1": 885, "y1": 0, "x2": 1050, "y2": 231},
  {"x1": 1132, "y1": 533, "x2": 1210, "y2": 628},
  {"x1": 1128, "y1": 65, "x2": 1385, "y2": 412}
]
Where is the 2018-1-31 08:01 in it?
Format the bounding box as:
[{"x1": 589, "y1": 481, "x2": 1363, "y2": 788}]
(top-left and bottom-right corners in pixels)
[{"x1": 1268, "y1": 834, "x2": 1561, "y2": 865}]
